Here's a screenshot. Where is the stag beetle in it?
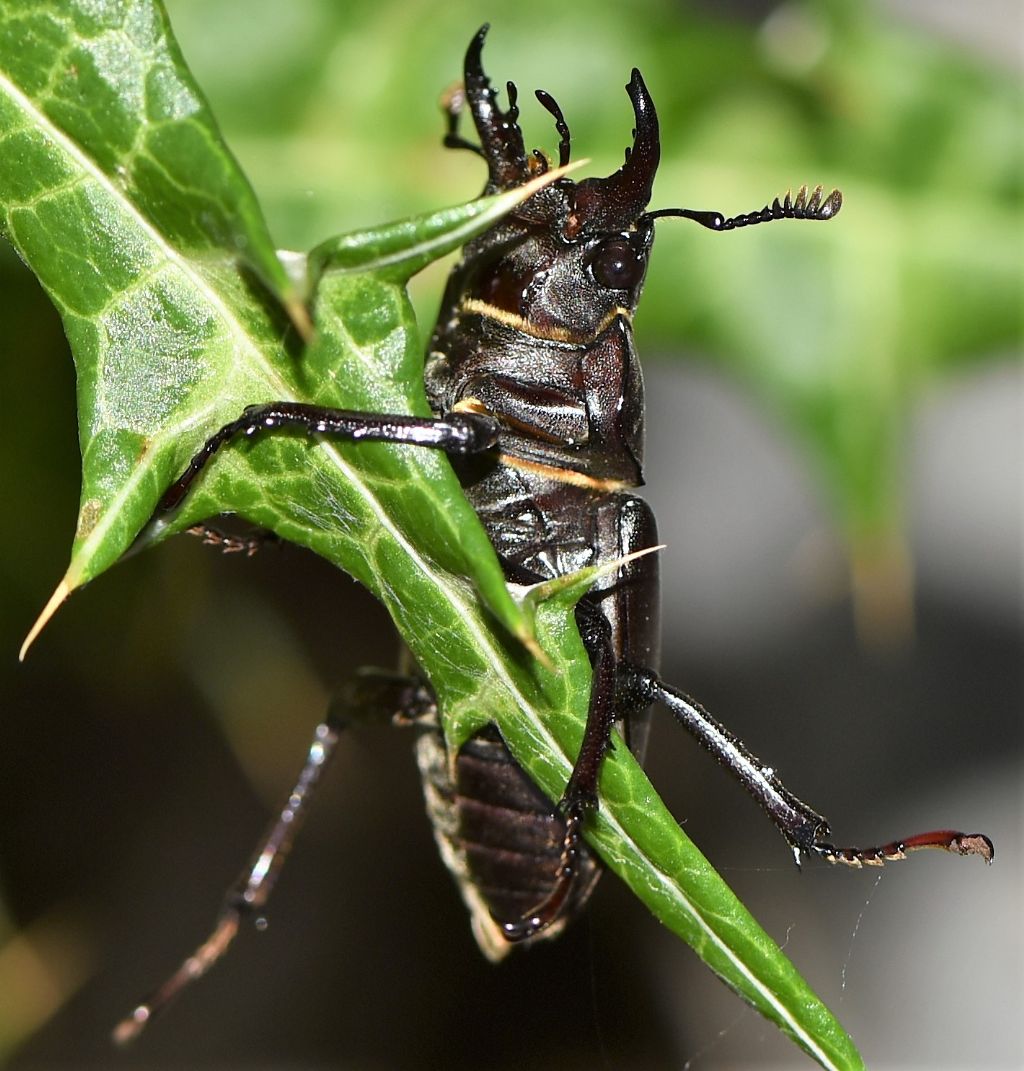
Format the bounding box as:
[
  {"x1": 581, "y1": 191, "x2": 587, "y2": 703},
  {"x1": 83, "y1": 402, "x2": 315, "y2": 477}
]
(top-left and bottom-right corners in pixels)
[{"x1": 114, "y1": 25, "x2": 992, "y2": 1040}]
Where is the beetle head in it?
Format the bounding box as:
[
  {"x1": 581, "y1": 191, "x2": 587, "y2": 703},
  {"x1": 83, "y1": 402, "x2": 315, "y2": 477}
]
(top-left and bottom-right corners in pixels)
[{"x1": 453, "y1": 26, "x2": 661, "y2": 340}]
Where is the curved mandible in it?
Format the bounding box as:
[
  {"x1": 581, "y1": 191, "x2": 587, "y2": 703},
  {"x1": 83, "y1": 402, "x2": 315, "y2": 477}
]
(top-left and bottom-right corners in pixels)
[
  {"x1": 463, "y1": 25, "x2": 530, "y2": 191},
  {"x1": 569, "y1": 69, "x2": 661, "y2": 236}
]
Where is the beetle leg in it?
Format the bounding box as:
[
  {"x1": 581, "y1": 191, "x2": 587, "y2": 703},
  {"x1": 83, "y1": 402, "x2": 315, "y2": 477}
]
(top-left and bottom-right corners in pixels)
[
  {"x1": 619, "y1": 665, "x2": 994, "y2": 868},
  {"x1": 440, "y1": 80, "x2": 485, "y2": 158},
  {"x1": 150, "y1": 402, "x2": 500, "y2": 523},
  {"x1": 112, "y1": 673, "x2": 433, "y2": 1045},
  {"x1": 500, "y1": 605, "x2": 620, "y2": 942},
  {"x1": 113, "y1": 718, "x2": 343, "y2": 1045},
  {"x1": 185, "y1": 522, "x2": 279, "y2": 556}
]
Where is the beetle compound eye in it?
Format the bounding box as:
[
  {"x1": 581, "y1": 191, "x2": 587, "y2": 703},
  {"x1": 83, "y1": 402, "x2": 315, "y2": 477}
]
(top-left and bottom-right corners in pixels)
[{"x1": 589, "y1": 240, "x2": 645, "y2": 290}]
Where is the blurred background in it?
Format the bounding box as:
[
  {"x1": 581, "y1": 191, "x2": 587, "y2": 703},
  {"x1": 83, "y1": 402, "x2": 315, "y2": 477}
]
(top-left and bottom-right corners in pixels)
[{"x1": 0, "y1": 0, "x2": 1020, "y2": 1067}]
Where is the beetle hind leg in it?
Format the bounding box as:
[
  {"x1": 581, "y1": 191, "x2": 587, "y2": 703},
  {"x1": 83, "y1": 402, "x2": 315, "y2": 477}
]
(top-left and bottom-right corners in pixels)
[
  {"x1": 112, "y1": 671, "x2": 433, "y2": 1045},
  {"x1": 620, "y1": 664, "x2": 994, "y2": 868}
]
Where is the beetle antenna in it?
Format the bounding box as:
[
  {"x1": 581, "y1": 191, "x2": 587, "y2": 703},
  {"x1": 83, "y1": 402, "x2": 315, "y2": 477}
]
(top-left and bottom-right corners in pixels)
[
  {"x1": 647, "y1": 184, "x2": 842, "y2": 231},
  {"x1": 535, "y1": 89, "x2": 571, "y2": 167}
]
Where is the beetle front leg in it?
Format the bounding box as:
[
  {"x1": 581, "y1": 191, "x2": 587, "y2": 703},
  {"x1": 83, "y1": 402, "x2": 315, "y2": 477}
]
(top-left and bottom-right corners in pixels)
[
  {"x1": 619, "y1": 665, "x2": 994, "y2": 868},
  {"x1": 440, "y1": 80, "x2": 484, "y2": 157},
  {"x1": 148, "y1": 401, "x2": 500, "y2": 534}
]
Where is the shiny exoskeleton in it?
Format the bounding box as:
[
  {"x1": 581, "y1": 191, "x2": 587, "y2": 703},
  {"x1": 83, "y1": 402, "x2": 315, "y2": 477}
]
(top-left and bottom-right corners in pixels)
[
  {"x1": 114, "y1": 26, "x2": 992, "y2": 1040},
  {"x1": 418, "y1": 33, "x2": 664, "y2": 955}
]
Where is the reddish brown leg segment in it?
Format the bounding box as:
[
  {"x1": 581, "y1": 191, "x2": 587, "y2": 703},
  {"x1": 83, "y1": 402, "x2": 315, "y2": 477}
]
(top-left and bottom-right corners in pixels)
[{"x1": 112, "y1": 721, "x2": 342, "y2": 1045}]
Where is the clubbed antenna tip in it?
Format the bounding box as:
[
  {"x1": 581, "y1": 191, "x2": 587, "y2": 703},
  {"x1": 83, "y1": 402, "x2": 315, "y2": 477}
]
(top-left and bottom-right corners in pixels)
[{"x1": 647, "y1": 183, "x2": 843, "y2": 231}]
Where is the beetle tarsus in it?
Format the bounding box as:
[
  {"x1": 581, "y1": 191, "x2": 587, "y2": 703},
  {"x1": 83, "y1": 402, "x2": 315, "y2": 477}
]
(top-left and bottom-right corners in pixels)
[
  {"x1": 186, "y1": 522, "x2": 278, "y2": 556},
  {"x1": 499, "y1": 801, "x2": 590, "y2": 942},
  {"x1": 810, "y1": 829, "x2": 994, "y2": 868},
  {"x1": 112, "y1": 906, "x2": 243, "y2": 1046}
]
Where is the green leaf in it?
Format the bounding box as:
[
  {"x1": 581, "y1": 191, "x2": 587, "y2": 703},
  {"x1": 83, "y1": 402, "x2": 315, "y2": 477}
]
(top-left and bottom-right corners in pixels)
[
  {"x1": 0, "y1": 0, "x2": 303, "y2": 312},
  {"x1": 1, "y1": 2, "x2": 867, "y2": 1067},
  {"x1": 0, "y1": 0, "x2": 560, "y2": 655}
]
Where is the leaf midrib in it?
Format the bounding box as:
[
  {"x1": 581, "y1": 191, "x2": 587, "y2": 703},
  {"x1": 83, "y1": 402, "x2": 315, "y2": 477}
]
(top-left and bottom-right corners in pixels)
[
  {"x1": 592, "y1": 795, "x2": 838, "y2": 1068},
  {"x1": 0, "y1": 71, "x2": 284, "y2": 382}
]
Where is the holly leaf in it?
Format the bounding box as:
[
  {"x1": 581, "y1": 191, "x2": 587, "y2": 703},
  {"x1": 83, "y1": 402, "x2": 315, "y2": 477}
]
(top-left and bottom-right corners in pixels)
[{"x1": 1, "y1": 2, "x2": 865, "y2": 1067}]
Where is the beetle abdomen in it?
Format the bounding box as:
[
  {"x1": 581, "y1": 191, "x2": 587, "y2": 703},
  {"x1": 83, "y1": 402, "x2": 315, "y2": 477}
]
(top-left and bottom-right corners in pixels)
[{"x1": 415, "y1": 724, "x2": 600, "y2": 961}]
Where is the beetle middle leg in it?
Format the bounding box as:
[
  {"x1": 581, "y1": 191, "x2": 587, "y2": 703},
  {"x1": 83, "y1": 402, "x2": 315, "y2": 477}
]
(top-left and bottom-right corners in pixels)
[
  {"x1": 502, "y1": 602, "x2": 992, "y2": 946},
  {"x1": 147, "y1": 400, "x2": 500, "y2": 536}
]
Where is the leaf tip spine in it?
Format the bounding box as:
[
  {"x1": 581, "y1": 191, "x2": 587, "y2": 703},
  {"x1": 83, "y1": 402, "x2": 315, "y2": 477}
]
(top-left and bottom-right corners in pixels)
[
  {"x1": 519, "y1": 628, "x2": 555, "y2": 672},
  {"x1": 20, "y1": 578, "x2": 70, "y2": 661},
  {"x1": 283, "y1": 294, "x2": 314, "y2": 343}
]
